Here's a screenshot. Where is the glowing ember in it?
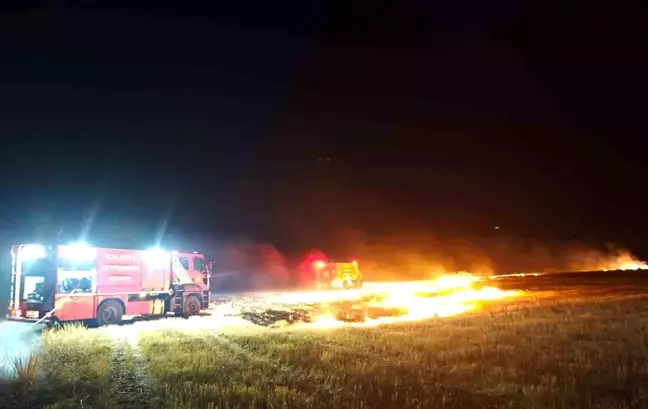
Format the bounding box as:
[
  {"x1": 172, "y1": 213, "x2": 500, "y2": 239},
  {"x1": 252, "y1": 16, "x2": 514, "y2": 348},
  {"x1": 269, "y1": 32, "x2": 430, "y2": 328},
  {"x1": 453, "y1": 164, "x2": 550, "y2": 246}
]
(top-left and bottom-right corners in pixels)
[{"x1": 489, "y1": 272, "x2": 543, "y2": 279}]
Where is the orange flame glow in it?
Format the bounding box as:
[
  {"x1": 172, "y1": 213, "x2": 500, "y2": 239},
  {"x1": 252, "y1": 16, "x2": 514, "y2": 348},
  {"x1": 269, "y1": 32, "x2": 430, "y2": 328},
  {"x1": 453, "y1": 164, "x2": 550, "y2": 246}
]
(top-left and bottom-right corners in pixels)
[
  {"x1": 589, "y1": 251, "x2": 648, "y2": 272},
  {"x1": 304, "y1": 273, "x2": 521, "y2": 328}
]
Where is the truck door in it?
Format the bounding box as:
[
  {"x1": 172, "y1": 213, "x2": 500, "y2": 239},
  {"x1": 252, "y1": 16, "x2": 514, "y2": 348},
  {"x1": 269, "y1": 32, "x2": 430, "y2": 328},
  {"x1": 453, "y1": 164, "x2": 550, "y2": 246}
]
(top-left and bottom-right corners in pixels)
[
  {"x1": 192, "y1": 256, "x2": 210, "y2": 306},
  {"x1": 192, "y1": 256, "x2": 209, "y2": 287},
  {"x1": 172, "y1": 254, "x2": 194, "y2": 284}
]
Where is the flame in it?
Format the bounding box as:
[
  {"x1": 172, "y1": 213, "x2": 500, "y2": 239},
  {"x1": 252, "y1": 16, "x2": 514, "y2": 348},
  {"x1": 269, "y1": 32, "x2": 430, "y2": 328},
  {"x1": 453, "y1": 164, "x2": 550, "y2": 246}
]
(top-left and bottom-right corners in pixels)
[
  {"x1": 605, "y1": 259, "x2": 648, "y2": 271},
  {"x1": 590, "y1": 252, "x2": 648, "y2": 272},
  {"x1": 304, "y1": 273, "x2": 521, "y2": 328},
  {"x1": 617, "y1": 262, "x2": 648, "y2": 271}
]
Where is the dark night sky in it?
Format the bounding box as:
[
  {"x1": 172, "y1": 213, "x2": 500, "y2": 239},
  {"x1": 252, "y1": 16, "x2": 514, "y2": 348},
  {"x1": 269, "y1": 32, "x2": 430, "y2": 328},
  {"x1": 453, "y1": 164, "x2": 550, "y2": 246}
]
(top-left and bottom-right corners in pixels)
[{"x1": 0, "y1": 1, "x2": 646, "y2": 254}]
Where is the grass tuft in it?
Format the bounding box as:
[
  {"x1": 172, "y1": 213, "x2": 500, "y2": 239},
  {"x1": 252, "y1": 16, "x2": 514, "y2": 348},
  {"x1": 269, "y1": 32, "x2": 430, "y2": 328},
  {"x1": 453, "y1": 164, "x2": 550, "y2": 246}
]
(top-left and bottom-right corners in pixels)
[{"x1": 13, "y1": 353, "x2": 38, "y2": 385}]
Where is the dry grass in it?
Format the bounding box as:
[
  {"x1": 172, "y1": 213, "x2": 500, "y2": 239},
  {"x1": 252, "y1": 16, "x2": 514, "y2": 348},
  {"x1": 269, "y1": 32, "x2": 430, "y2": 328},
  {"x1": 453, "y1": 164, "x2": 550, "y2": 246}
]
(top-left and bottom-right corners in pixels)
[
  {"x1": 3, "y1": 280, "x2": 648, "y2": 408},
  {"x1": 133, "y1": 291, "x2": 648, "y2": 409},
  {"x1": 39, "y1": 322, "x2": 113, "y2": 406},
  {"x1": 2, "y1": 322, "x2": 116, "y2": 408},
  {"x1": 13, "y1": 354, "x2": 38, "y2": 385}
]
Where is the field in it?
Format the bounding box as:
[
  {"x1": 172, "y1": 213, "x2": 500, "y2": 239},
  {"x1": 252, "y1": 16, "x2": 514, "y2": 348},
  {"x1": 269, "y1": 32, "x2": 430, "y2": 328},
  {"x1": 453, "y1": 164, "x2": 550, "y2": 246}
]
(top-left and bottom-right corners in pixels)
[{"x1": 2, "y1": 272, "x2": 648, "y2": 409}]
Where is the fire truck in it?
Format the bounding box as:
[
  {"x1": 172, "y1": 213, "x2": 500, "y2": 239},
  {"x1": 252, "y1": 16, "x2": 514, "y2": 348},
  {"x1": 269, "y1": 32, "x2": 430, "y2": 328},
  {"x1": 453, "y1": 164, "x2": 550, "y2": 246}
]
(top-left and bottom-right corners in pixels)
[
  {"x1": 312, "y1": 259, "x2": 363, "y2": 290},
  {"x1": 7, "y1": 243, "x2": 211, "y2": 326}
]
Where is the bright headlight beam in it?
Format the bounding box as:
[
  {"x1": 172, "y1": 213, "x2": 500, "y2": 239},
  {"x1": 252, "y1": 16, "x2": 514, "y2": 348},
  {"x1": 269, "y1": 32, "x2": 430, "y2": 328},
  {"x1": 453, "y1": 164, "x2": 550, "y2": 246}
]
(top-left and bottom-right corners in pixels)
[
  {"x1": 144, "y1": 247, "x2": 169, "y2": 265},
  {"x1": 21, "y1": 244, "x2": 46, "y2": 260},
  {"x1": 63, "y1": 242, "x2": 97, "y2": 261}
]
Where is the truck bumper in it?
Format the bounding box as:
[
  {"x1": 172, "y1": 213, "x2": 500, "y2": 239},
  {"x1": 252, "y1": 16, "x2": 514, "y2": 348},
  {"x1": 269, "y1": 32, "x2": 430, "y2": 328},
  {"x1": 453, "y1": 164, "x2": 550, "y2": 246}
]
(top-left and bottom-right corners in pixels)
[
  {"x1": 7, "y1": 316, "x2": 42, "y2": 323},
  {"x1": 7, "y1": 308, "x2": 58, "y2": 324}
]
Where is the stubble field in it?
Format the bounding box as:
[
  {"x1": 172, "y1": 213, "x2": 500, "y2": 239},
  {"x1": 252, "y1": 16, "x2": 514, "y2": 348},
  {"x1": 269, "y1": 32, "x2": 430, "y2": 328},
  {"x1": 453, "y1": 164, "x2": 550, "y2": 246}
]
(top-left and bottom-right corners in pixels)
[{"x1": 2, "y1": 271, "x2": 648, "y2": 409}]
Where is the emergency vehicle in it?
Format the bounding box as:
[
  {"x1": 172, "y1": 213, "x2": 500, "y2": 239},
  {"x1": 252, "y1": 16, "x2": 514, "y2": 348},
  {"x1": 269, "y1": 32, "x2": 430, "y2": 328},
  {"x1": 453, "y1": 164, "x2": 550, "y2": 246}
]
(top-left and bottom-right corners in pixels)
[
  {"x1": 312, "y1": 259, "x2": 363, "y2": 289},
  {"x1": 7, "y1": 243, "x2": 211, "y2": 326}
]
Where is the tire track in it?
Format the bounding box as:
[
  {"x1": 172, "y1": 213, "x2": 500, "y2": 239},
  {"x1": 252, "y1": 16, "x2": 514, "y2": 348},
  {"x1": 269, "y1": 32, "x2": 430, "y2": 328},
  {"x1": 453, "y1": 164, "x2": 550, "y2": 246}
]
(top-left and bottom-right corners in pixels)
[{"x1": 107, "y1": 327, "x2": 162, "y2": 408}]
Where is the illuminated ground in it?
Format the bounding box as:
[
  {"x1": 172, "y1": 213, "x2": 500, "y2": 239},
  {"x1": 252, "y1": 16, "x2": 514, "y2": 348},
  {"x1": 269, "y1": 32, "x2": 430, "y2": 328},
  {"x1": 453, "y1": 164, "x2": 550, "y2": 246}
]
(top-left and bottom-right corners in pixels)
[
  {"x1": 2, "y1": 271, "x2": 648, "y2": 408},
  {"x1": 210, "y1": 275, "x2": 522, "y2": 327}
]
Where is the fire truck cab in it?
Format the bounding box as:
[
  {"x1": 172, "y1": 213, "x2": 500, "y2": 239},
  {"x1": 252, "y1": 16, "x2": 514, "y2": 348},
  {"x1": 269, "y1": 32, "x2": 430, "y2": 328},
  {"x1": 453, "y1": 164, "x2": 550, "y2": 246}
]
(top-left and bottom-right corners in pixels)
[
  {"x1": 7, "y1": 243, "x2": 211, "y2": 326},
  {"x1": 312, "y1": 259, "x2": 363, "y2": 290}
]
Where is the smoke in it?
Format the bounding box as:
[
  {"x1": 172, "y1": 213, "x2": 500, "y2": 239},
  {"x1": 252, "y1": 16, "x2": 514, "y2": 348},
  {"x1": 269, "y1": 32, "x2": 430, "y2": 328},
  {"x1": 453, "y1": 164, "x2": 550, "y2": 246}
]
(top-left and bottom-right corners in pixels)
[
  {"x1": 207, "y1": 231, "x2": 647, "y2": 290},
  {"x1": 326, "y1": 231, "x2": 494, "y2": 280},
  {"x1": 322, "y1": 229, "x2": 647, "y2": 279},
  {"x1": 209, "y1": 239, "x2": 290, "y2": 291},
  {"x1": 564, "y1": 244, "x2": 648, "y2": 272}
]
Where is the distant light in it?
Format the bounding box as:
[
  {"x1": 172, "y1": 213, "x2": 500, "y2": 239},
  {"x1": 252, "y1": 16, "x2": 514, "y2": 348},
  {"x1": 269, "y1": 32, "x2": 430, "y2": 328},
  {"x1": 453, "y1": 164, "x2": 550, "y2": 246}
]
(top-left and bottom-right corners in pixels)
[
  {"x1": 494, "y1": 226, "x2": 500, "y2": 230},
  {"x1": 352, "y1": 260, "x2": 358, "y2": 266},
  {"x1": 313, "y1": 260, "x2": 325, "y2": 269}
]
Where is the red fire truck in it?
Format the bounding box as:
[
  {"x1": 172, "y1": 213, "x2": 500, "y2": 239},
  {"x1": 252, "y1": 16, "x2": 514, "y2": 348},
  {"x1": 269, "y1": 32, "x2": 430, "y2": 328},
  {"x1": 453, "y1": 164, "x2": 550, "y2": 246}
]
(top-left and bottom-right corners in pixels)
[{"x1": 7, "y1": 243, "x2": 211, "y2": 326}]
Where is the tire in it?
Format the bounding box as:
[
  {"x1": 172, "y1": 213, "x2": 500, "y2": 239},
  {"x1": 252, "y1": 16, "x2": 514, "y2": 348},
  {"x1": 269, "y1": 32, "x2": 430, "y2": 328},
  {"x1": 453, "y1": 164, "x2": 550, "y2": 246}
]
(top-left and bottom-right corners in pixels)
[
  {"x1": 342, "y1": 280, "x2": 349, "y2": 290},
  {"x1": 355, "y1": 280, "x2": 363, "y2": 289},
  {"x1": 96, "y1": 300, "x2": 123, "y2": 326},
  {"x1": 183, "y1": 295, "x2": 201, "y2": 318}
]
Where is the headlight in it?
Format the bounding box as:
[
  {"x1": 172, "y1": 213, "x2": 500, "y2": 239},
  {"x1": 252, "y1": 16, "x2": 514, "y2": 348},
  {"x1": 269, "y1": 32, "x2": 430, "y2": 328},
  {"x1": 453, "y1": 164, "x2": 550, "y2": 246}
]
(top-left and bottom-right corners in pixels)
[
  {"x1": 145, "y1": 247, "x2": 169, "y2": 266},
  {"x1": 22, "y1": 244, "x2": 47, "y2": 260},
  {"x1": 61, "y1": 242, "x2": 97, "y2": 262}
]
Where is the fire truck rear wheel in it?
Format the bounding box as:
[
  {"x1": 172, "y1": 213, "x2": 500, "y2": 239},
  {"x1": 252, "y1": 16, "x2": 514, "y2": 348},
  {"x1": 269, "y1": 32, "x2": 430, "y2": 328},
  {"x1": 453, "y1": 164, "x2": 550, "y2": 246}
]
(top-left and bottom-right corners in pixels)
[
  {"x1": 97, "y1": 300, "x2": 124, "y2": 326},
  {"x1": 183, "y1": 295, "x2": 201, "y2": 318}
]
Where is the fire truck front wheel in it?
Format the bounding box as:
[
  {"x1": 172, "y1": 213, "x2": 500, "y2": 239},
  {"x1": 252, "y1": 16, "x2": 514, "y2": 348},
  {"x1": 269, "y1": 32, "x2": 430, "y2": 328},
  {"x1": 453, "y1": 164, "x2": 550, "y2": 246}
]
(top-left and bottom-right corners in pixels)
[
  {"x1": 97, "y1": 300, "x2": 124, "y2": 326},
  {"x1": 183, "y1": 295, "x2": 201, "y2": 318}
]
